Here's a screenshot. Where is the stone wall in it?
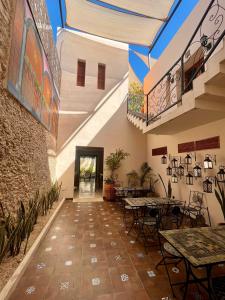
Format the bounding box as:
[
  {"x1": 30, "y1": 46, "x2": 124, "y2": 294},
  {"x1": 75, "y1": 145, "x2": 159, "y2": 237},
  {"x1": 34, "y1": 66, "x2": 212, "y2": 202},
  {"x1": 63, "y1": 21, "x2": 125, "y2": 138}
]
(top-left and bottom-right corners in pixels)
[{"x1": 0, "y1": 0, "x2": 55, "y2": 213}]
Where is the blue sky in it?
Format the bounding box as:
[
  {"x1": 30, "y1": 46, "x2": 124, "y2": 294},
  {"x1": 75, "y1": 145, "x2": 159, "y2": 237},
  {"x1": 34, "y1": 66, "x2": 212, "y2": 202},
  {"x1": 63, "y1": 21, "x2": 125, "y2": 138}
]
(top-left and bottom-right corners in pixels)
[{"x1": 46, "y1": 0, "x2": 199, "y2": 83}]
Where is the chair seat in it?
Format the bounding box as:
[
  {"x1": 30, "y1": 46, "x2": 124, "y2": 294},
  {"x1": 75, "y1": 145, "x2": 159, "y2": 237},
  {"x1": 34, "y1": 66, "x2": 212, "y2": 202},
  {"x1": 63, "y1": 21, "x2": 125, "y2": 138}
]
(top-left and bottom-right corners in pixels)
[
  {"x1": 163, "y1": 242, "x2": 182, "y2": 257},
  {"x1": 138, "y1": 217, "x2": 156, "y2": 226},
  {"x1": 125, "y1": 205, "x2": 138, "y2": 210}
]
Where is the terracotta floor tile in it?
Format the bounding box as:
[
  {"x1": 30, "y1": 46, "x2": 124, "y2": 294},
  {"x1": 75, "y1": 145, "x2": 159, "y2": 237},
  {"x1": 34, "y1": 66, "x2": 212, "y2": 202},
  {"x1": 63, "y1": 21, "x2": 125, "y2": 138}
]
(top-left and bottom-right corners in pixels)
[{"x1": 7, "y1": 199, "x2": 225, "y2": 300}]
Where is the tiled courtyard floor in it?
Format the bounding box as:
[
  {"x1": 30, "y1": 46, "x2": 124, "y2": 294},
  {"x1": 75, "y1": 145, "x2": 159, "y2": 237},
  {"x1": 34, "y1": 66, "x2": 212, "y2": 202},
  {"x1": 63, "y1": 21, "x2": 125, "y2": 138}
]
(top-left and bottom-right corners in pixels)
[{"x1": 8, "y1": 200, "x2": 225, "y2": 300}]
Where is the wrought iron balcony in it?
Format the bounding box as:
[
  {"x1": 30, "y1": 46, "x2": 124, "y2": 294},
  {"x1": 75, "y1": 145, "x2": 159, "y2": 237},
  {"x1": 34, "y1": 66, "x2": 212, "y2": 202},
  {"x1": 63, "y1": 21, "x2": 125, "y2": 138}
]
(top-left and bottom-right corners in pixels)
[{"x1": 128, "y1": 0, "x2": 225, "y2": 126}]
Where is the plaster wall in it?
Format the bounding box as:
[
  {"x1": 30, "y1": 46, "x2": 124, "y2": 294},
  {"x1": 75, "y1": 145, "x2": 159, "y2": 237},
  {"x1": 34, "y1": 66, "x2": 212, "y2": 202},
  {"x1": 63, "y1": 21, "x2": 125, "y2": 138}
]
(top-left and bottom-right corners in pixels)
[
  {"x1": 144, "y1": 0, "x2": 223, "y2": 94},
  {"x1": 147, "y1": 118, "x2": 225, "y2": 225},
  {"x1": 56, "y1": 30, "x2": 147, "y2": 198}
]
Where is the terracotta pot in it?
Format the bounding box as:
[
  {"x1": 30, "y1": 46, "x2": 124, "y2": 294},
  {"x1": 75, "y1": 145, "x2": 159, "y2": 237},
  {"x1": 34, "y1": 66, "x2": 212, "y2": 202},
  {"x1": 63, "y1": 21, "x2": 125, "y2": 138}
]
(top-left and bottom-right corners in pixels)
[{"x1": 103, "y1": 183, "x2": 115, "y2": 201}]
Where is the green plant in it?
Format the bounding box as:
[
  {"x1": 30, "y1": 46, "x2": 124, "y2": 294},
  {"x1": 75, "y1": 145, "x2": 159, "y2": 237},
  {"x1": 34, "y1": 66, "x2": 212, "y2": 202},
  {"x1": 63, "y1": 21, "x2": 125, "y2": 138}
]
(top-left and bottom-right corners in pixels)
[
  {"x1": 128, "y1": 82, "x2": 144, "y2": 113},
  {"x1": 140, "y1": 162, "x2": 152, "y2": 187},
  {"x1": 215, "y1": 178, "x2": 225, "y2": 221},
  {"x1": 0, "y1": 182, "x2": 61, "y2": 264},
  {"x1": 127, "y1": 170, "x2": 139, "y2": 187},
  {"x1": 158, "y1": 174, "x2": 172, "y2": 198},
  {"x1": 105, "y1": 149, "x2": 129, "y2": 183}
]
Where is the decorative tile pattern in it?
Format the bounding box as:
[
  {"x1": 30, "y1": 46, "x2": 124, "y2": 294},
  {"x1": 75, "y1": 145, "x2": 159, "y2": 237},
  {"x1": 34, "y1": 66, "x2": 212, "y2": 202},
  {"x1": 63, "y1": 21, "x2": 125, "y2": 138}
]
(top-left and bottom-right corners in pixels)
[
  {"x1": 121, "y1": 274, "x2": 129, "y2": 282},
  {"x1": 91, "y1": 257, "x2": 98, "y2": 263},
  {"x1": 60, "y1": 282, "x2": 70, "y2": 290},
  {"x1": 37, "y1": 263, "x2": 46, "y2": 269},
  {"x1": 25, "y1": 286, "x2": 36, "y2": 294},
  {"x1": 65, "y1": 260, "x2": 73, "y2": 266},
  {"x1": 147, "y1": 270, "x2": 156, "y2": 278},
  {"x1": 92, "y1": 277, "x2": 101, "y2": 286}
]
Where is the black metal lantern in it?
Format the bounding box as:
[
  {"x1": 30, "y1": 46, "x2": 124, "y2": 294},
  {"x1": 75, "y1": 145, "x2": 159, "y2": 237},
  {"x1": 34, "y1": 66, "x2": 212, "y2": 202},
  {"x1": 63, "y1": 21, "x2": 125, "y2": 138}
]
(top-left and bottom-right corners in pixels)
[
  {"x1": 161, "y1": 155, "x2": 167, "y2": 164},
  {"x1": 203, "y1": 177, "x2": 213, "y2": 193},
  {"x1": 177, "y1": 165, "x2": 184, "y2": 177},
  {"x1": 204, "y1": 155, "x2": 213, "y2": 169},
  {"x1": 166, "y1": 166, "x2": 172, "y2": 176},
  {"x1": 171, "y1": 174, "x2": 178, "y2": 183},
  {"x1": 186, "y1": 173, "x2": 194, "y2": 185},
  {"x1": 184, "y1": 154, "x2": 192, "y2": 165},
  {"x1": 217, "y1": 167, "x2": 225, "y2": 182},
  {"x1": 193, "y1": 165, "x2": 202, "y2": 178},
  {"x1": 171, "y1": 158, "x2": 178, "y2": 169}
]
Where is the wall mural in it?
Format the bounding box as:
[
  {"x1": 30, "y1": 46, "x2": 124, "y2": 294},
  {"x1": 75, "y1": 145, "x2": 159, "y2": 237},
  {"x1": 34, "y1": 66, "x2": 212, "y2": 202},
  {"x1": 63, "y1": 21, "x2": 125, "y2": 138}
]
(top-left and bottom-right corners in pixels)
[{"x1": 7, "y1": 0, "x2": 59, "y2": 139}]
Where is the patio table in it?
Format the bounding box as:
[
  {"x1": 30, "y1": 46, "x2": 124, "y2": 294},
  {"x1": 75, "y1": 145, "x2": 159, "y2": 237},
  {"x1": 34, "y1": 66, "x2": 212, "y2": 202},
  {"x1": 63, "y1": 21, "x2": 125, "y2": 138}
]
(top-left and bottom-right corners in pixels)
[
  {"x1": 160, "y1": 226, "x2": 225, "y2": 300},
  {"x1": 124, "y1": 197, "x2": 183, "y2": 235},
  {"x1": 125, "y1": 197, "x2": 183, "y2": 207}
]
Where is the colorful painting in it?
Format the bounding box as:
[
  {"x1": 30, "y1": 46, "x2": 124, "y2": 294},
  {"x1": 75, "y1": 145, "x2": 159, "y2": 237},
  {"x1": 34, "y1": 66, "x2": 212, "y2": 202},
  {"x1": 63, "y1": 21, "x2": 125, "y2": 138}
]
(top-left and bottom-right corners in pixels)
[{"x1": 7, "y1": 0, "x2": 59, "y2": 139}]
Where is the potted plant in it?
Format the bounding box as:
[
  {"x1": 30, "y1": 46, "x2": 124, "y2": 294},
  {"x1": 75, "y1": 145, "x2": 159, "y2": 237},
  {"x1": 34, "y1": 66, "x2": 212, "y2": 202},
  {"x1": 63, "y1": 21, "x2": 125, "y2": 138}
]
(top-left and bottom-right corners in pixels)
[
  {"x1": 104, "y1": 149, "x2": 129, "y2": 201},
  {"x1": 215, "y1": 178, "x2": 225, "y2": 225}
]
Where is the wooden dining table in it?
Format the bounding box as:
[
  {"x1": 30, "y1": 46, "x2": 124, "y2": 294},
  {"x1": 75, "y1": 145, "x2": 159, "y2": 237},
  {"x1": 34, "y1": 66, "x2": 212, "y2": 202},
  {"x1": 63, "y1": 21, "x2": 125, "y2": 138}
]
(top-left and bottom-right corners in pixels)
[{"x1": 160, "y1": 226, "x2": 225, "y2": 300}]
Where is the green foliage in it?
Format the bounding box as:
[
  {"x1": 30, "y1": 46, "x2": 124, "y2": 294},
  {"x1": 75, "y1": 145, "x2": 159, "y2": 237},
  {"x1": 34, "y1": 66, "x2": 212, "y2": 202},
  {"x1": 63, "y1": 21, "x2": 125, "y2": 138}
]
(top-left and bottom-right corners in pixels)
[
  {"x1": 140, "y1": 162, "x2": 152, "y2": 187},
  {"x1": 0, "y1": 182, "x2": 61, "y2": 264},
  {"x1": 128, "y1": 82, "x2": 144, "y2": 114},
  {"x1": 158, "y1": 174, "x2": 172, "y2": 198},
  {"x1": 127, "y1": 170, "x2": 139, "y2": 187},
  {"x1": 105, "y1": 149, "x2": 129, "y2": 181},
  {"x1": 215, "y1": 178, "x2": 225, "y2": 221}
]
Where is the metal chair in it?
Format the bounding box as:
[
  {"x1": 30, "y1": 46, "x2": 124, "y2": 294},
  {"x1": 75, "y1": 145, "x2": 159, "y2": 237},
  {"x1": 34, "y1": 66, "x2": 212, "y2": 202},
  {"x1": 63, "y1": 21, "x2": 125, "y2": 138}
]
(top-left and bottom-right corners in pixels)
[
  {"x1": 183, "y1": 191, "x2": 211, "y2": 227},
  {"x1": 136, "y1": 204, "x2": 160, "y2": 253}
]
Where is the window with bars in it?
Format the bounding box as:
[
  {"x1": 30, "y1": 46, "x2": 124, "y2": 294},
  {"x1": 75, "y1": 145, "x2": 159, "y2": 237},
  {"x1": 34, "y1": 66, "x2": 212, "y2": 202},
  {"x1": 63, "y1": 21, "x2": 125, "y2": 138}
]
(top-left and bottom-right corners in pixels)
[
  {"x1": 97, "y1": 63, "x2": 106, "y2": 90},
  {"x1": 77, "y1": 59, "x2": 86, "y2": 87}
]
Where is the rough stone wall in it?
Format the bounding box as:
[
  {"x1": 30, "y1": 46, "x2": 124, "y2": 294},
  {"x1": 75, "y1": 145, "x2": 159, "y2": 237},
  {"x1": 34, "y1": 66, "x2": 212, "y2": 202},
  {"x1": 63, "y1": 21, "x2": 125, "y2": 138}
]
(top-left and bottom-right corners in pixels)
[{"x1": 0, "y1": 0, "x2": 54, "y2": 213}]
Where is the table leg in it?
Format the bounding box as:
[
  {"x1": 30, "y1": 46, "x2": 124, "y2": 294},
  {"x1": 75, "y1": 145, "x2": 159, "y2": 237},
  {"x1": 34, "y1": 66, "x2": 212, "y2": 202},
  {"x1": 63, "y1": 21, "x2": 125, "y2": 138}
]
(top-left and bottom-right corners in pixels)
[{"x1": 183, "y1": 259, "x2": 191, "y2": 300}]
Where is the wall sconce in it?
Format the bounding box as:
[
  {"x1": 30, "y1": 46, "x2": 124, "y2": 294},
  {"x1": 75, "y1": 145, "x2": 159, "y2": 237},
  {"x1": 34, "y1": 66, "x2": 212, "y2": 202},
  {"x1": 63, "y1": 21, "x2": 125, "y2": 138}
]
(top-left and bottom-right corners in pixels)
[
  {"x1": 203, "y1": 177, "x2": 213, "y2": 193},
  {"x1": 171, "y1": 158, "x2": 178, "y2": 169},
  {"x1": 166, "y1": 166, "x2": 172, "y2": 176},
  {"x1": 161, "y1": 155, "x2": 167, "y2": 164},
  {"x1": 204, "y1": 155, "x2": 215, "y2": 169},
  {"x1": 177, "y1": 165, "x2": 185, "y2": 177},
  {"x1": 217, "y1": 166, "x2": 225, "y2": 182},
  {"x1": 171, "y1": 174, "x2": 178, "y2": 183},
  {"x1": 186, "y1": 173, "x2": 194, "y2": 185},
  {"x1": 193, "y1": 164, "x2": 202, "y2": 178}
]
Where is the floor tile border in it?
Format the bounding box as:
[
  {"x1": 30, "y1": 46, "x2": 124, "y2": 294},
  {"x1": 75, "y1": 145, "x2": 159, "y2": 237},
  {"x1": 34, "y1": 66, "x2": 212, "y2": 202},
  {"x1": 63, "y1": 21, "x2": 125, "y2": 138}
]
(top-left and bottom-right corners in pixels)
[{"x1": 0, "y1": 197, "x2": 65, "y2": 300}]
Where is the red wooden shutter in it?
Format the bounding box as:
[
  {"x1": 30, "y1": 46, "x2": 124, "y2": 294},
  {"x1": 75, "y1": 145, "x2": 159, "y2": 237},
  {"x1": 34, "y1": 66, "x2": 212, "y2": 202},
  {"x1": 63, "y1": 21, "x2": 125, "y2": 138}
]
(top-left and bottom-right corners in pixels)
[
  {"x1": 97, "y1": 63, "x2": 106, "y2": 90},
  {"x1": 77, "y1": 60, "x2": 86, "y2": 86}
]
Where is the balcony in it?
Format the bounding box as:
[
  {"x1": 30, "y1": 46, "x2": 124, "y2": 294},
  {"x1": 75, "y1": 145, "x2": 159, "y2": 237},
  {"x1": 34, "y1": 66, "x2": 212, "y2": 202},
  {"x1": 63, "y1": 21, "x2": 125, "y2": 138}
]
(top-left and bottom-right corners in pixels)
[{"x1": 127, "y1": 0, "x2": 225, "y2": 134}]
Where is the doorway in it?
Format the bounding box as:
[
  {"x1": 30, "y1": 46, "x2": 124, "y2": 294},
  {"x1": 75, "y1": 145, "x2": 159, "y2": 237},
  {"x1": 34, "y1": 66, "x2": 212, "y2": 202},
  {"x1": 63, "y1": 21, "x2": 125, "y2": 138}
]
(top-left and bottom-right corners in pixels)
[{"x1": 74, "y1": 146, "x2": 104, "y2": 198}]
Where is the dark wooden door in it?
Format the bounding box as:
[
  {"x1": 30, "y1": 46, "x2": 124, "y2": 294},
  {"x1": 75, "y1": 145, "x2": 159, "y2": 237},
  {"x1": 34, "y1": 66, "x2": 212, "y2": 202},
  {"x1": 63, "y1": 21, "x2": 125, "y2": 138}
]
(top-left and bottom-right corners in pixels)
[{"x1": 74, "y1": 146, "x2": 104, "y2": 192}]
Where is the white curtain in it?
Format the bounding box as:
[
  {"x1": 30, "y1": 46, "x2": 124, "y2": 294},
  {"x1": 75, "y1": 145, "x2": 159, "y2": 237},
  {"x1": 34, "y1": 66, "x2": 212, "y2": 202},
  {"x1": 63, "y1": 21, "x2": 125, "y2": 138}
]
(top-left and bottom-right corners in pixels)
[
  {"x1": 65, "y1": 0, "x2": 172, "y2": 45},
  {"x1": 99, "y1": 0, "x2": 174, "y2": 19}
]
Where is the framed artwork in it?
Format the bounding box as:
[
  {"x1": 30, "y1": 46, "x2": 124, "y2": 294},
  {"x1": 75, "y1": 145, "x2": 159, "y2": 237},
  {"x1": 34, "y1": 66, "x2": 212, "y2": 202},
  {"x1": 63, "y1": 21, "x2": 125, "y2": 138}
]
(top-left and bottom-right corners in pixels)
[{"x1": 7, "y1": 0, "x2": 60, "y2": 139}]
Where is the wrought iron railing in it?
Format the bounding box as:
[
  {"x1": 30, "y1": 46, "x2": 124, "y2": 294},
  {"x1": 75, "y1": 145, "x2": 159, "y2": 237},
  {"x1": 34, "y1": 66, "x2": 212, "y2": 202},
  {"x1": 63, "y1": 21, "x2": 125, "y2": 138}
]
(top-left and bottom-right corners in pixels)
[{"x1": 127, "y1": 0, "x2": 225, "y2": 125}]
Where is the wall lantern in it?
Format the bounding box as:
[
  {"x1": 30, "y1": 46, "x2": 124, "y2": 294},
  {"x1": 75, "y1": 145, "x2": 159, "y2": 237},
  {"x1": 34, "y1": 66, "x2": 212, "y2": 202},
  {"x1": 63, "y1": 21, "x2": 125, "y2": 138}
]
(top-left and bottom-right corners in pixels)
[
  {"x1": 217, "y1": 166, "x2": 225, "y2": 182},
  {"x1": 193, "y1": 165, "x2": 202, "y2": 178},
  {"x1": 184, "y1": 154, "x2": 192, "y2": 165},
  {"x1": 204, "y1": 155, "x2": 213, "y2": 169},
  {"x1": 171, "y1": 174, "x2": 178, "y2": 183},
  {"x1": 166, "y1": 166, "x2": 172, "y2": 176},
  {"x1": 161, "y1": 155, "x2": 167, "y2": 164},
  {"x1": 171, "y1": 158, "x2": 178, "y2": 169},
  {"x1": 177, "y1": 165, "x2": 185, "y2": 177},
  {"x1": 203, "y1": 177, "x2": 213, "y2": 193},
  {"x1": 186, "y1": 173, "x2": 194, "y2": 185}
]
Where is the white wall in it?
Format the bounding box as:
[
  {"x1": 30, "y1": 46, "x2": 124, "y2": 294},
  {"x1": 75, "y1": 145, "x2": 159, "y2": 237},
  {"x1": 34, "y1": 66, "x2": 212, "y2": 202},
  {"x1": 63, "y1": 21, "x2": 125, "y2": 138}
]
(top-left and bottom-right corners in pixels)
[
  {"x1": 147, "y1": 118, "x2": 225, "y2": 226},
  {"x1": 144, "y1": 0, "x2": 219, "y2": 94},
  {"x1": 56, "y1": 30, "x2": 147, "y2": 198}
]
